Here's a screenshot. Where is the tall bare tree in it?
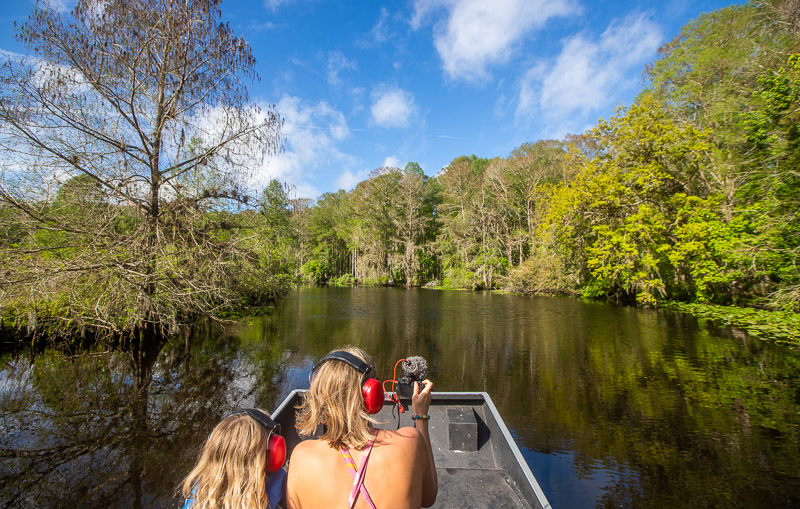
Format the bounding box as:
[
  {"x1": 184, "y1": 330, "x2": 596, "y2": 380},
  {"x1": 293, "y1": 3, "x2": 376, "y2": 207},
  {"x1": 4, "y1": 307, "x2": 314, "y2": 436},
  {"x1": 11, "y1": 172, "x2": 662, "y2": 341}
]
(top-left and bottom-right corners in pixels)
[
  {"x1": 351, "y1": 167, "x2": 401, "y2": 282},
  {"x1": 0, "y1": 0, "x2": 282, "y2": 344}
]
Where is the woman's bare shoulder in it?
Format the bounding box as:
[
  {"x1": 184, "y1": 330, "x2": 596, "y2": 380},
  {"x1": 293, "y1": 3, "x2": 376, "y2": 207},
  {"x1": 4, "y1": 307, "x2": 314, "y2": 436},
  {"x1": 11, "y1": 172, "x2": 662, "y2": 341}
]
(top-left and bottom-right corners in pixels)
[
  {"x1": 390, "y1": 426, "x2": 423, "y2": 439},
  {"x1": 377, "y1": 427, "x2": 423, "y2": 449},
  {"x1": 289, "y1": 439, "x2": 329, "y2": 464}
]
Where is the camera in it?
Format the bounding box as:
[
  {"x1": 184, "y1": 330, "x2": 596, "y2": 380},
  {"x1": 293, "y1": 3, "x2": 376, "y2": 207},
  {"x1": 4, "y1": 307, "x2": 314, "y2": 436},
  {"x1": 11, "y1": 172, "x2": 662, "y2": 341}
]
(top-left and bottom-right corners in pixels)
[
  {"x1": 396, "y1": 375, "x2": 426, "y2": 399},
  {"x1": 395, "y1": 356, "x2": 428, "y2": 399}
]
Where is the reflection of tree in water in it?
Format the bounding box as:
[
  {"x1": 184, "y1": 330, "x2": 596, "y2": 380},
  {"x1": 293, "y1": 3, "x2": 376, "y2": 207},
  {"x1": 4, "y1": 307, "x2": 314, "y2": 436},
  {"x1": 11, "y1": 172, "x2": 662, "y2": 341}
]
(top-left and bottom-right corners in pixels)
[{"x1": 0, "y1": 323, "x2": 288, "y2": 508}]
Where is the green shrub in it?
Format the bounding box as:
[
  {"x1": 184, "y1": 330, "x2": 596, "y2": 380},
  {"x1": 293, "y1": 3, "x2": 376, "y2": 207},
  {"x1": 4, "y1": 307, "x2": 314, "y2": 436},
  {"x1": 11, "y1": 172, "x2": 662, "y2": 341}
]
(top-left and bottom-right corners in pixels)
[
  {"x1": 330, "y1": 273, "x2": 356, "y2": 286},
  {"x1": 301, "y1": 260, "x2": 328, "y2": 283}
]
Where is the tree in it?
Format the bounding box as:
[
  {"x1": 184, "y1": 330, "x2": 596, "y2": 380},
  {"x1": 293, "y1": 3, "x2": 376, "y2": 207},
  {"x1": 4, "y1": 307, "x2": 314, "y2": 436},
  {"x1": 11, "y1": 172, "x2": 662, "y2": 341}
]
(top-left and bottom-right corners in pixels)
[
  {"x1": 305, "y1": 190, "x2": 354, "y2": 281},
  {"x1": 436, "y1": 155, "x2": 490, "y2": 288},
  {"x1": 542, "y1": 96, "x2": 754, "y2": 305},
  {"x1": 741, "y1": 53, "x2": 800, "y2": 310},
  {"x1": 643, "y1": 0, "x2": 800, "y2": 309},
  {"x1": 261, "y1": 179, "x2": 292, "y2": 240},
  {"x1": 395, "y1": 163, "x2": 436, "y2": 286},
  {"x1": 351, "y1": 167, "x2": 402, "y2": 283},
  {"x1": 0, "y1": 0, "x2": 283, "y2": 343}
]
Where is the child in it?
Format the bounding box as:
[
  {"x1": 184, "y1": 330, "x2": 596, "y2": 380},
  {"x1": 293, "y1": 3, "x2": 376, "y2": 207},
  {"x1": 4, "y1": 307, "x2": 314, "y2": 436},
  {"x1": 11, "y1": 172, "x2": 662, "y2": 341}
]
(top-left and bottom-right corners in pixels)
[{"x1": 181, "y1": 408, "x2": 286, "y2": 509}]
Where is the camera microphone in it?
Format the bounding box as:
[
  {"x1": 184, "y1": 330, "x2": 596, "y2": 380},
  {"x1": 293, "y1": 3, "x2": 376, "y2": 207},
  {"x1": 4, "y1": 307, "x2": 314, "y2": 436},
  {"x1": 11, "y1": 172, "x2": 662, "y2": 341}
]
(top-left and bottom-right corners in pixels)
[{"x1": 401, "y1": 356, "x2": 428, "y2": 380}]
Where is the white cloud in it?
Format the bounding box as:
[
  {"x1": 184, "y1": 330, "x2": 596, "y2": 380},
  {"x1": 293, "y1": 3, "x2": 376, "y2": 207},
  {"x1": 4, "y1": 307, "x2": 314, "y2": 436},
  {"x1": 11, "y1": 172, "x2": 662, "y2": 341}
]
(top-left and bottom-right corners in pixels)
[
  {"x1": 248, "y1": 20, "x2": 282, "y2": 31},
  {"x1": 517, "y1": 13, "x2": 662, "y2": 126},
  {"x1": 264, "y1": 0, "x2": 290, "y2": 10},
  {"x1": 332, "y1": 156, "x2": 404, "y2": 192},
  {"x1": 371, "y1": 7, "x2": 391, "y2": 44},
  {"x1": 411, "y1": 0, "x2": 578, "y2": 82},
  {"x1": 0, "y1": 49, "x2": 28, "y2": 66},
  {"x1": 370, "y1": 85, "x2": 417, "y2": 128},
  {"x1": 382, "y1": 156, "x2": 403, "y2": 169},
  {"x1": 31, "y1": 59, "x2": 89, "y2": 91},
  {"x1": 291, "y1": 182, "x2": 322, "y2": 201},
  {"x1": 256, "y1": 96, "x2": 355, "y2": 199},
  {"x1": 327, "y1": 51, "x2": 357, "y2": 86},
  {"x1": 179, "y1": 104, "x2": 282, "y2": 194},
  {"x1": 44, "y1": 0, "x2": 73, "y2": 12},
  {"x1": 335, "y1": 169, "x2": 369, "y2": 191}
]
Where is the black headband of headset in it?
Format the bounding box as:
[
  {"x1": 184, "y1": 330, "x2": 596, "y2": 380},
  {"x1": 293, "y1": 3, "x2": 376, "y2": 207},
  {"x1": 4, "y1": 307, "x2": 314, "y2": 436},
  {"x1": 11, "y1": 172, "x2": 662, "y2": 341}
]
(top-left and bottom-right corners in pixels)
[
  {"x1": 232, "y1": 408, "x2": 280, "y2": 434},
  {"x1": 311, "y1": 351, "x2": 375, "y2": 377}
]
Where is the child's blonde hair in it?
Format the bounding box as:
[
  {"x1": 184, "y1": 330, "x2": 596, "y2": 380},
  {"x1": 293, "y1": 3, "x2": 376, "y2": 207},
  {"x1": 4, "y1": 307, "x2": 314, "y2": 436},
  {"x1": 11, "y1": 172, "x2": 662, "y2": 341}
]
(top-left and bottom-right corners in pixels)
[
  {"x1": 296, "y1": 345, "x2": 379, "y2": 449},
  {"x1": 181, "y1": 412, "x2": 270, "y2": 509}
]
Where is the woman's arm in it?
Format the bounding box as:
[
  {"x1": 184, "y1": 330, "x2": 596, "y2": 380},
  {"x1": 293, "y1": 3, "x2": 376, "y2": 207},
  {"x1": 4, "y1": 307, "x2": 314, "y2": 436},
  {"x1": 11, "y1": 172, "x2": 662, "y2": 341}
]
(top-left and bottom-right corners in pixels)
[{"x1": 413, "y1": 380, "x2": 438, "y2": 507}]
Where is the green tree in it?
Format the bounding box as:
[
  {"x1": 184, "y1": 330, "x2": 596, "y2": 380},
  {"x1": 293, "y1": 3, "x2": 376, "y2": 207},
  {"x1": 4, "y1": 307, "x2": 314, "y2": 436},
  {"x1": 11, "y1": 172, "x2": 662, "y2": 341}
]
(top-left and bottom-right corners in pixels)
[
  {"x1": 304, "y1": 190, "x2": 355, "y2": 282},
  {"x1": 643, "y1": 0, "x2": 800, "y2": 309},
  {"x1": 543, "y1": 96, "x2": 737, "y2": 304},
  {"x1": 261, "y1": 179, "x2": 292, "y2": 240},
  {"x1": 0, "y1": 0, "x2": 283, "y2": 342},
  {"x1": 741, "y1": 53, "x2": 800, "y2": 310},
  {"x1": 351, "y1": 167, "x2": 402, "y2": 283},
  {"x1": 436, "y1": 155, "x2": 491, "y2": 288},
  {"x1": 395, "y1": 163, "x2": 437, "y2": 286}
]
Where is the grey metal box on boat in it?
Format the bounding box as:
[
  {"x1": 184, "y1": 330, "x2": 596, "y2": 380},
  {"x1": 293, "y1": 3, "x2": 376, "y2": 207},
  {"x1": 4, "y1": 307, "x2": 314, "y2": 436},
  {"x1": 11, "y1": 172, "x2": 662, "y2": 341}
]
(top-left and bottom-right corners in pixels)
[{"x1": 447, "y1": 407, "x2": 478, "y2": 452}]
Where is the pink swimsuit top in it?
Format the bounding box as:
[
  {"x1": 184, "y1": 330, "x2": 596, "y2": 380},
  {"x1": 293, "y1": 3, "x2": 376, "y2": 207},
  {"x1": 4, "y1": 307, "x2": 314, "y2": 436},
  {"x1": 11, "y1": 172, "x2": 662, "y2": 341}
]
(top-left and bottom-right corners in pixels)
[{"x1": 339, "y1": 430, "x2": 377, "y2": 509}]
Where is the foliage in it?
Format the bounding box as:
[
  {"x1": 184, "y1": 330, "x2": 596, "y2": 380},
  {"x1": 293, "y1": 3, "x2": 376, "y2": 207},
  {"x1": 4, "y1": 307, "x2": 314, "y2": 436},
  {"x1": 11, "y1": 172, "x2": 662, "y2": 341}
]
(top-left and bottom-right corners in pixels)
[
  {"x1": 261, "y1": 178, "x2": 293, "y2": 240},
  {"x1": 441, "y1": 265, "x2": 479, "y2": 290},
  {"x1": 501, "y1": 248, "x2": 575, "y2": 295},
  {"x1": 301, "y1": 259, "x2": 328, "y2": 283},
  {"x1": 0, "y1": 0, "x2": 284, "y2": 342},
  {"x1": 330, "y1": 273, "x2": 356, "y2": 286},
  {"x1": 740, "y1": 52, "x2": 800, "y2": 311}
]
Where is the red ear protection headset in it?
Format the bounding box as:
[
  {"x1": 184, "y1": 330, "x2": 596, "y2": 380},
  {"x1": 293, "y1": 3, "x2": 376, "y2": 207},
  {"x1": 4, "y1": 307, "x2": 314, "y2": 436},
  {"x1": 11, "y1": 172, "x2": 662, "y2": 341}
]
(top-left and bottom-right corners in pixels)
[
  {"x1": 233, "y1": 408, "x2": 286, "y2": 474},
  {"x1": 311, "y1": 351, "x2": 385, "y2": 414}
]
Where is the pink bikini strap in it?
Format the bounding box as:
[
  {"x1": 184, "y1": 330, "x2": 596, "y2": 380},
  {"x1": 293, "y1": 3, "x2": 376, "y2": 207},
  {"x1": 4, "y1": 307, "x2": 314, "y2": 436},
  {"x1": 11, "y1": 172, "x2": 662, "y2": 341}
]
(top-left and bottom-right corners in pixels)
[{"x1": 339, "y1": 433, "x2": 377, "y2": 509}]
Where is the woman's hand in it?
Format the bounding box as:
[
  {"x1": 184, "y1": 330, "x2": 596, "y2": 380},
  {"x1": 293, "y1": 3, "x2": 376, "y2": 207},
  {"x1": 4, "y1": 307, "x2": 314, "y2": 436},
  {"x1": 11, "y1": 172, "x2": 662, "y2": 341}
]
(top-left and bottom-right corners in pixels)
[{"x1": 412, "y1": 379, "x2": 433, "y2": 416}]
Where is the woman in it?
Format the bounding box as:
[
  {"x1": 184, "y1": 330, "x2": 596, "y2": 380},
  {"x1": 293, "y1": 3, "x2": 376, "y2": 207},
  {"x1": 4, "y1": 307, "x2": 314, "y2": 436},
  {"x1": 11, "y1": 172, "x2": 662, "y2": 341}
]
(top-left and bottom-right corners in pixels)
[
  {"x1": 286, "y1": 346, "x2": 437, "y2": 509},
  {"x1": 181, "y1": 408, "x2": 286, "y2": 509}
]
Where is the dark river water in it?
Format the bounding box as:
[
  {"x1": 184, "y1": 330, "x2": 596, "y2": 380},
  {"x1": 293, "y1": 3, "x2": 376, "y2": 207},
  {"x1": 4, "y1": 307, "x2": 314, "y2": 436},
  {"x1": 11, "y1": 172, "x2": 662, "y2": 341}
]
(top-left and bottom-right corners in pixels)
[{"x1": 2, "y1": 286, "x2": 799, "y2": 508}]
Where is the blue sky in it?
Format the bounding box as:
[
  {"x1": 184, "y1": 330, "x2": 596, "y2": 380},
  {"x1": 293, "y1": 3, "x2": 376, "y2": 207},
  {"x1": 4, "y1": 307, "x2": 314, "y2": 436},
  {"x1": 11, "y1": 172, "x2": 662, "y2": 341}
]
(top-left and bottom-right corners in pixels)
[{"x1": 0, "y1": 0, "x2": 738, "y2": 200}]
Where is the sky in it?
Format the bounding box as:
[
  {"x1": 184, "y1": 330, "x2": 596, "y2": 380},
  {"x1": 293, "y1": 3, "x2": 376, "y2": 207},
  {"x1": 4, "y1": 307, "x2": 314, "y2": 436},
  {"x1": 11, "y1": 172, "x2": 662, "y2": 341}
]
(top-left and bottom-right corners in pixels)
[{"x1": 0, "y1": 0, "x2": 740, "y2": 200}]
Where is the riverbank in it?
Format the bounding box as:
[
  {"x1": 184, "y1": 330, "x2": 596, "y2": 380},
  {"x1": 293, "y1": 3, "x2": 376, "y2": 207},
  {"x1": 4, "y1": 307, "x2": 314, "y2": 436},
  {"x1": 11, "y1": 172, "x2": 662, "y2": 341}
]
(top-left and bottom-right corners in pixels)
[
  {"x1": 325, "y1": 279, "x2": 800, "y2": 346},
  {"x1": 4, "y1": 279, "x2": 798, "y2": 349}
]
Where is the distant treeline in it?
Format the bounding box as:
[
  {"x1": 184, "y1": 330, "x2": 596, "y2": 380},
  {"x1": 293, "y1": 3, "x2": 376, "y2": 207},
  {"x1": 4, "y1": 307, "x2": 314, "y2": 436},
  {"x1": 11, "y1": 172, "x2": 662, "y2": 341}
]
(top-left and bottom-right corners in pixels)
[
  {"x1": 286, "y1": 1, "x2": 799, "y2": 311},
  {"x1": 1, "y1": 0, "x2": 798, "y2": 344}
]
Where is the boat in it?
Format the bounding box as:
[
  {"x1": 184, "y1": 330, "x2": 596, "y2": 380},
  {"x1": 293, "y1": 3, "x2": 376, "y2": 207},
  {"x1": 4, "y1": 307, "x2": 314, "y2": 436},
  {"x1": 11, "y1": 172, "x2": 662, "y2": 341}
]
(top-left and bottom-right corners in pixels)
[{"x1": 271, "y1": 390, "x2": 552, "y2": 509}]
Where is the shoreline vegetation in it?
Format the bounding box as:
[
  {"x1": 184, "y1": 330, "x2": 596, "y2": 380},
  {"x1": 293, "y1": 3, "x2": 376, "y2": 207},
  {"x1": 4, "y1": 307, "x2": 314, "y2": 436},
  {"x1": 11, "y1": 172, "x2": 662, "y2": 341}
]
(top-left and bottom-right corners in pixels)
[
  {"x1": 323, "y1": 277, "x2": 800, "y2": 345},
  {"x1": 2, "y1": 0, "x2": 800, "y2": 348}
]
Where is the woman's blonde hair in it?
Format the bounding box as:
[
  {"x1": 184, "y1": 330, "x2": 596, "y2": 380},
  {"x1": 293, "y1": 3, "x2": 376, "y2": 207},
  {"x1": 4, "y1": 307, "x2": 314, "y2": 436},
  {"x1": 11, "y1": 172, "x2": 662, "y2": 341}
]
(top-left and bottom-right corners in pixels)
[
  {"x1": 296, "y1": 346, "x2": 379, "y2": 450},
  {"x1": 181, "y1": 412, "x2": 271, "y2": 509}
]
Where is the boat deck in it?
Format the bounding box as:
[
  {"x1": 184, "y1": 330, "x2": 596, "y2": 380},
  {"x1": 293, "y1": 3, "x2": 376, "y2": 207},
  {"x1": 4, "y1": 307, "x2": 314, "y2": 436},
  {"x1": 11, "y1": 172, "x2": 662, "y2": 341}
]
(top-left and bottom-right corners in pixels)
[
  {"x1": 374, "y1": 401, "x2": 535, "y2": 509},
  {"x1": 435, "y1": 468, "x2": 532, "y2": 508}
]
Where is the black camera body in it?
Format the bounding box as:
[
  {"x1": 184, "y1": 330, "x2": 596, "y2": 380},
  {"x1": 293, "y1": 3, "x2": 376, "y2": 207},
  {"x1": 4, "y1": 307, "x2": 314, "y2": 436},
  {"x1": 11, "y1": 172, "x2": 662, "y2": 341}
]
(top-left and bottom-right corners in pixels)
[{"x1": 396, "y1": 376, "x2": 426, "y2": 399}]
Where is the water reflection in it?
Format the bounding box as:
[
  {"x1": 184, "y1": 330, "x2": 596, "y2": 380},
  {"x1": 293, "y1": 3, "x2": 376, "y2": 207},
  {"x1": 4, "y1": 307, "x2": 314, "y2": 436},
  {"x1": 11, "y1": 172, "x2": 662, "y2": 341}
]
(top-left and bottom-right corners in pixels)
[
  {"x1": 2, "y1": 287, "x2": 799, "y2": 508},
  {"x1": 0, "y1": 322, "x2": 289, "y2": 508},
  {"x1": 257, "y1": 287, "x2": 800, "y2": 507}
]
